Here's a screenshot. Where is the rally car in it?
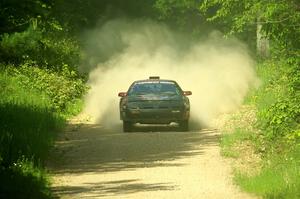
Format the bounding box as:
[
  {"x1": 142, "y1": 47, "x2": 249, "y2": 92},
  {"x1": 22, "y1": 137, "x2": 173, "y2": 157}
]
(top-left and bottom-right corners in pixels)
[{"x1": 118, "y1": 76, "x2": 192, "y2": 132}]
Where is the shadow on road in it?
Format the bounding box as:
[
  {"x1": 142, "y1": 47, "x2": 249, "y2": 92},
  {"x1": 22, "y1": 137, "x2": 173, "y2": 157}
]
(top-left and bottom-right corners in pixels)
[
  {"x1": 48, "y1": 123, "x2": 220, "y2": 197},
  {"x1": 49, "y1": 124, "x2": 219, "y2": 173},
  {"x1": 52, "y1": 179, "x2": 177, "y2": 198}
]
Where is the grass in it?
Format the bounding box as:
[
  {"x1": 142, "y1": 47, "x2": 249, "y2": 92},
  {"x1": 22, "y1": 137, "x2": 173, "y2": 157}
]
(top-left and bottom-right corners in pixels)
[
  {"x1": 220, "y1": 59, "x2": 300, "y2": 198},
  {"x1": 0, "y1": 71, "x2": 64, "y2": 165},
  {"x1": 0, "y1": 160, "x2": 53, "y2": 199},
  {"x1": 222, "y1": 129, "x2": 300, "y2": 199},
  {"x1": 244, "y1": 61, "x2": 283, "y2": 108},
  {"x1": 235, "y1": 147, "x2": 300, "y2": 199},
  {"x1": 220, "y1": 129, "x2": 251, "y2": 158},
  {"x1": 62, "y1": 98, "x2": 85, "y2": 118},
  {"x1": 0, "y1": 70, "x2": 68, "y2": 198}
]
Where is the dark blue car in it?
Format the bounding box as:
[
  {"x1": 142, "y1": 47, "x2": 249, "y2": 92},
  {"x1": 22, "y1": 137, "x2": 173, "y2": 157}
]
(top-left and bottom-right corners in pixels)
[{"x1": 118, "y1": 76, "x2": 192, "y2": 132}]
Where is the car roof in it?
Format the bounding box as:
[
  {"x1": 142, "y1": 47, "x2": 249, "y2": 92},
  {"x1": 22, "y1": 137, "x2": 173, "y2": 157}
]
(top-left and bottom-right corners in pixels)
[{"x1": 132, "y1": 79, "x2": 177, "y2": 84}]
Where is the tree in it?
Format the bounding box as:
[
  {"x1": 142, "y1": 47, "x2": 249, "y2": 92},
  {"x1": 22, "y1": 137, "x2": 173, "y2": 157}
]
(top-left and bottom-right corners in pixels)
[
  {"x1": 0, "y1": 0, "x2": 51, "y2": 34},
  {"x1": 51, "y1": 0, "x2": 157, "y2": 33},
  {"x1": 154, "y1": 0, "x2": 299, "y2": 55},
  {"x1": 199, "y1": 0, "x2": 300, "y2": 55},
  {"x1": 154, "y1": 0, "x2": 213, "y2": 33}
]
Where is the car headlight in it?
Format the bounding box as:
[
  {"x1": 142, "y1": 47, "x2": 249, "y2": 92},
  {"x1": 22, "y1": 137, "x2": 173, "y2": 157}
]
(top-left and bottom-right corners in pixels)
[
  {"x1": 127, "y1": 102, "x2": 139, "y2": 109},
  {"x1": 184, "y1": 102, "x2": 190, "y2": 109}
]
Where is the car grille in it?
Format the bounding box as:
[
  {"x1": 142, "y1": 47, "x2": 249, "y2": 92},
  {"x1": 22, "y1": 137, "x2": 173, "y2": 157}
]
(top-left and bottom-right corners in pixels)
[{"x1": 137, "y1": 101, "x2": 181, "y2": 110}]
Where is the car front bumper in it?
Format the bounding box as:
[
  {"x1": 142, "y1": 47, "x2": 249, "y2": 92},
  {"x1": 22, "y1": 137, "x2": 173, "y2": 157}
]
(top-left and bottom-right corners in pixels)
[{"x1": 121, "y1": 108, "x2": 190, "y2": 124}]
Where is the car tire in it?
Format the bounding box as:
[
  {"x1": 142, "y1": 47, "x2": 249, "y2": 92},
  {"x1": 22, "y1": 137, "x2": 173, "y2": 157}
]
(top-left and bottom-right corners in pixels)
[
  {"x1": 179, "y1": 120, "x2": 189, "y2": 132},
  {"x1": 123, "y1": 121, "x2": 132, "y2": 132}
]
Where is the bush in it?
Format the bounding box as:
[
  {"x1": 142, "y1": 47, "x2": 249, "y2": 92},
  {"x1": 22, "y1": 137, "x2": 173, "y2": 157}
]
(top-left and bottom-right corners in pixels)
[
  {"x1": 0, "y1": 159, "x2": 53, "y2": 199},
  {"x1": 0, "y1": 71, "x2": 64, "y2": 167},
  {"x1": 0, "y1": 20, "x2": 81, "y2": 72},
  {"x1": 256, "y1": 57, "x2": 300, "y2": 145},
  {"x1": 7, "y1": 63, "x2": 88, "y2": 111},
  {"x1": 235, "y1": 145, "x2": 300, "y2": 199},
  {"x1": 0, "y1": 68, "x2": 66, "y2": 199},
  {"x1": 0, "y1": 26, "x2": 42, "y2": 64},
  {"x1": 226, "y1": 55, "x2": 300, "y2": 199}
]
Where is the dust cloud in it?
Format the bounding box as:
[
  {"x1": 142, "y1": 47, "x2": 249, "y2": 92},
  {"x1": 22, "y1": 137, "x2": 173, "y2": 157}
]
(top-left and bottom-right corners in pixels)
[{"x1": 81, "y1": 19, "x2": 259, "y2": 130}]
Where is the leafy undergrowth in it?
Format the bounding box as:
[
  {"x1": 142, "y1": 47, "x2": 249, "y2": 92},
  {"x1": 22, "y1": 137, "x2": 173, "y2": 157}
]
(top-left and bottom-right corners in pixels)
[
  {"x1": 219, "y1": 107, "x2": 262, "y2": 177},
  {"x1": 6, "y1": 62, "x2": 88, "y2": 112},
  {"x1": 0, "y1": 66, "x2": 85, "y2": 198},
  {"x1": 220, "y1": 57, "x2": 300, "y2": 198},
  {"x1": 222, "y1": 126, "x2": 299, "y2": 198},
  {"x1": 221, "y1": 129, "x2": 252, "y2": 158},
  {"x1": 0, "y1": 160, "x2": 52, "y2": 199},
  {"x1": 235, "y1": 146, "x2": 300, "y2": 199}
]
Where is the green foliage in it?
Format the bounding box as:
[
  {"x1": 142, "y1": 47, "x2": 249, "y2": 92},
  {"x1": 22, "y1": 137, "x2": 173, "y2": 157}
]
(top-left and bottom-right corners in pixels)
[
  {"x1": 0, "y1": 159, "x2": 53, "y2": 199},
  {"x1": 258, "y1": 98, "x2": 300, "y2": 140},
  {"x1": 220, "y1": 54, "x2": 299, "y2": 198},
  {"x1": 0, "y1": 71, "x2": 64, "y2": 167},
  {"x1": 155, "y1": 0, "x2": 198, "y2": 19},
  {"x1": 235, "y1": 146, "x2": 300, "y2": 199},
  {"x1": 7, "y1": 63, "x2": 88, "y2": 111},
  {"x1": 37, "y1": 19, "x2": 81, "y2": 71},
  {"x1": 230, "y1": 56, "x2": 300, "y2": 198},
  {"x1": 0, "y1": 69, "x2": 74, "y2": 198},
  {"x1": 0, "y1": 26, "x2": 42, "y2": 63},
  {"x1": 0, "y1": 22, "x2": 81, "y2": 71},
  {"x1": 0, "y1": 0, "x2": 51, "y2": 34},
  {"x1": 63, "y1": 98, "x2": 85, "y2": 118},
  {"x1": 154, "y1": 0, "x2": 215, "y2": 34},
  {"x1": 200, "y1": 0, "x2": 300, "y2": 52},
  {"x1": 51, "y1": 0, "x2": 157, "y2": 32},
  {"x1": 255, "y1": 57, "x2": 300, "y2": 144},
  {"x1": 221, "y1": 129, "x2": 251, "y2": 158}
]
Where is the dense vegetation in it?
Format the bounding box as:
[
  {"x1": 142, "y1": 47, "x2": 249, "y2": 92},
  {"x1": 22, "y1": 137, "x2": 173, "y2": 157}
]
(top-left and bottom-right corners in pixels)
[
  {"x1": 191, "y1": 1, "x2": 299, "y2": 198},
  {"x1": 0, "y1": 0, "x2": 299, "y2": 198},
  {"x1": 157, "y1": 0, "x2": 299, "y2": 198},
  {"x1": 238, "y1": 59, "x2": 300, "y2": 198},
  {"x1": 0, "y1": 1, "x2": 88, "y2": 198}
]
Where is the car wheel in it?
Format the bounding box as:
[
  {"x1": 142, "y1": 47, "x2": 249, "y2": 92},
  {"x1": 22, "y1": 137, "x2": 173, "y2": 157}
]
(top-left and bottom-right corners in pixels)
[
  {"x1": 123, "y1": 121, "x2": 132, "y2": 132},
  {"x1": 179, "y1": 120, "x2": 189, "y2": 132}
]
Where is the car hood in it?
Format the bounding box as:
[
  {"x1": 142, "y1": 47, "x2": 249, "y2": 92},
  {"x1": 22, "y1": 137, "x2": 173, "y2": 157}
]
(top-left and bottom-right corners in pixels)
[{"x1": 127, "y1": 94, "x2": 182, "y2": 102}]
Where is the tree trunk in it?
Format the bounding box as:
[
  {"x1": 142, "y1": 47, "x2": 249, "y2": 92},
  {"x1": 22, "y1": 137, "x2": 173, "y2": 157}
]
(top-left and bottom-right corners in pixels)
[{"x1": 257, "y1": 18, "x2": 270, "y2": 58}]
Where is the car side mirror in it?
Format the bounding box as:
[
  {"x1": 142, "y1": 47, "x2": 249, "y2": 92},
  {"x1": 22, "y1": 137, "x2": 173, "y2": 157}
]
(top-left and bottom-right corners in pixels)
[
  {"x1": 183, "y1": 91, "x2": 192, "y2": 96},
  {"x1": 118, "y1": 92, "x2": 127, "y2": 97}
]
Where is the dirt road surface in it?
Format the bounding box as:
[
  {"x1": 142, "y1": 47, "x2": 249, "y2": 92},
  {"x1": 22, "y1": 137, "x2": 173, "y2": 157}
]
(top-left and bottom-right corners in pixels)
[{"x1": 48, "y1": 123, "x2": 256, "y2": 199}]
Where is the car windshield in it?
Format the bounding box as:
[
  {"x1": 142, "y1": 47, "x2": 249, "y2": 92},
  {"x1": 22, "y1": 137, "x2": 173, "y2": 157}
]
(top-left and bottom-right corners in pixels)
[{"x1": 128, "y1": 82, "x2": 181, "y2": 96}]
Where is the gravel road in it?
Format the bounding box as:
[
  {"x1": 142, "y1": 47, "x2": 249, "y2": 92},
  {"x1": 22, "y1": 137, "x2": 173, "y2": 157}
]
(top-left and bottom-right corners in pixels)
[{"x1": 48, "y1": 123, "x2": 256, "y2": 199}]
